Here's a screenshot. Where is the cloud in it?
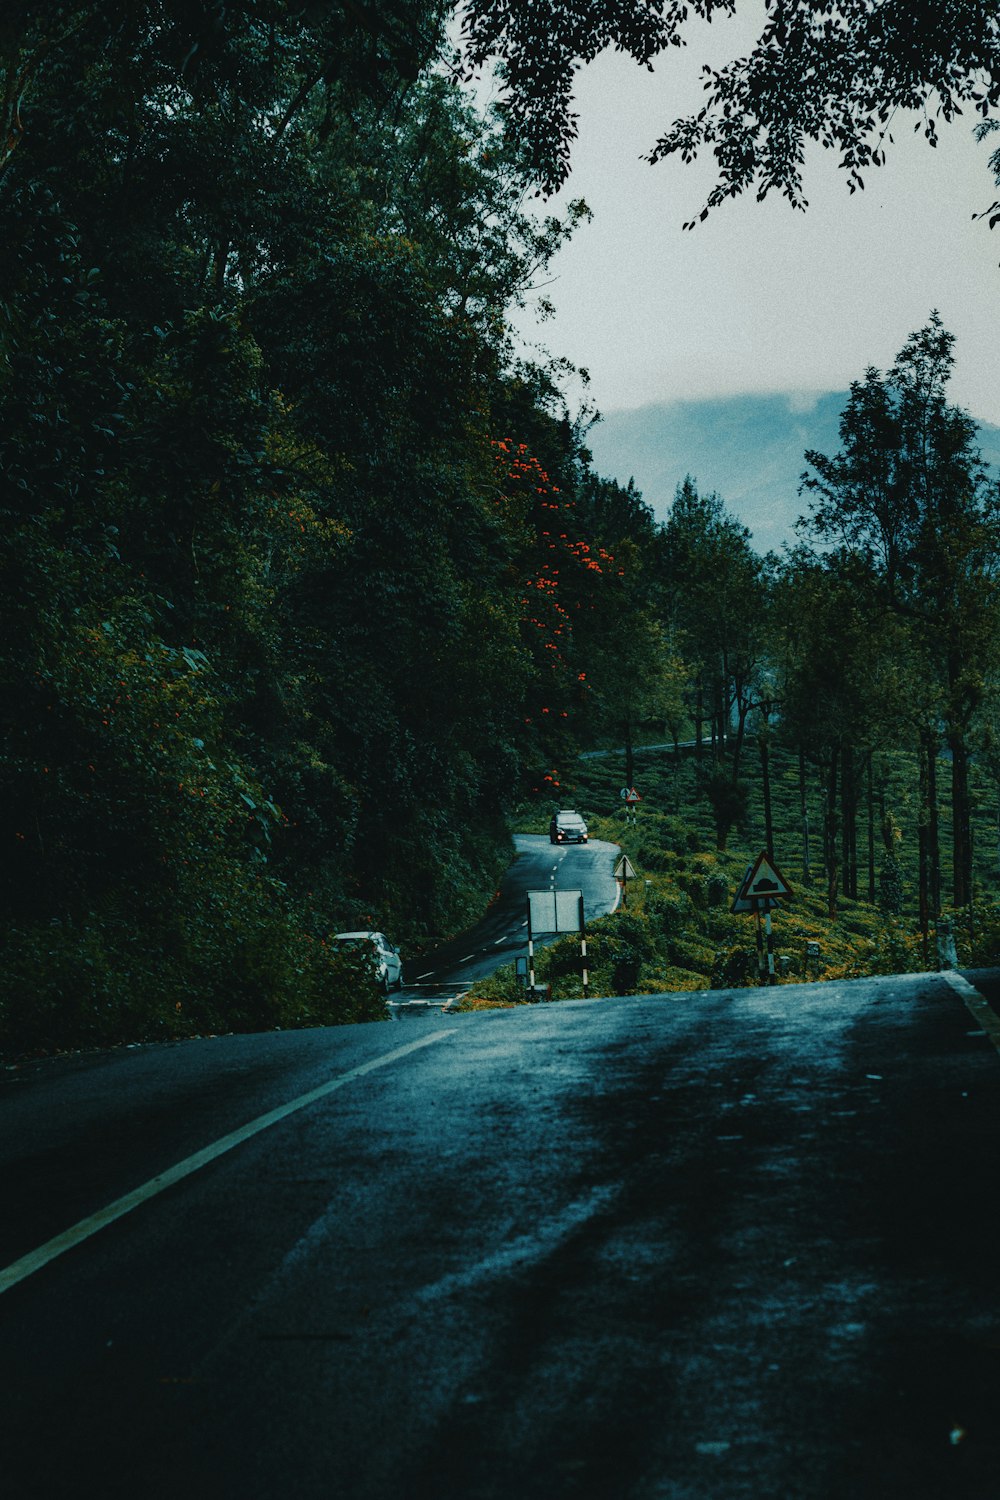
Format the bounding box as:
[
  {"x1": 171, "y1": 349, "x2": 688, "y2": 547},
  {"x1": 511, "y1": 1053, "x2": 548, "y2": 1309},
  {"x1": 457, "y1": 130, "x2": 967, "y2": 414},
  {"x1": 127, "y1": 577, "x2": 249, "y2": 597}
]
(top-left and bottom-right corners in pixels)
[{"x1": 785, "y1": 390, "x2": 825, "y2": 415}]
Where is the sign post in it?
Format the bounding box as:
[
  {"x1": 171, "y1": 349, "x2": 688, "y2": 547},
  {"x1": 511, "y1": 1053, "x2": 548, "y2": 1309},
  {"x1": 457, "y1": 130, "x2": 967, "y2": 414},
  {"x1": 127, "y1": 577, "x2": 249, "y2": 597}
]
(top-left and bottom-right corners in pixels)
[
  {"x1": 614, "y1": 853, "x2": 637, "y2": 906},
  {"x1": 731, "y1": 852, "x2": 793, "y2": 986},
  {"x1": 620, "y1": 786, "x2": 641, "y2": 824},
  {"x1": 526, "y1": 889, "x2": 587, "y2": 999},
  {"x1": 579, "y1": 892, "x2": 588, "y2": 998}
]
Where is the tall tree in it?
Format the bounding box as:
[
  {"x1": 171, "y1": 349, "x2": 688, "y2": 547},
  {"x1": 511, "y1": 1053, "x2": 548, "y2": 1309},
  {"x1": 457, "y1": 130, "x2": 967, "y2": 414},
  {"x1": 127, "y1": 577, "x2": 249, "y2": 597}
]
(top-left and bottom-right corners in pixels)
[
  {"x1": 660, "y1": 478, "x2": 770, "y2": 849},
  {"x1": 0, "y1": 0, "x2": 614, "y2": 1048},
  {"x1": 800, "y1": 315, "x2": 1000, "y2": 908},
  {"x1": 773, "y1": 546, "x2": 912, "y2": 916}
]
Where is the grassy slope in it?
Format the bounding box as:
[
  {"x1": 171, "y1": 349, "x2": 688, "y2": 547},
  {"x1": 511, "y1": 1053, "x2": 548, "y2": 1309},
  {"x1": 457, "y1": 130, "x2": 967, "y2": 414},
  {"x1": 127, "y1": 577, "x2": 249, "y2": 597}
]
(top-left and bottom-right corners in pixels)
[{"x1": 463, "y1": 742, "x2": 1000, "y2": 1009}]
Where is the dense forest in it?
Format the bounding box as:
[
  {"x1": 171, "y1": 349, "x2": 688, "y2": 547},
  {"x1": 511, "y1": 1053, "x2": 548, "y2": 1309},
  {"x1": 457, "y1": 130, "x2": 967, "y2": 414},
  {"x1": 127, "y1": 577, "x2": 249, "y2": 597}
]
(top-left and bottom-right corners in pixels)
[
  {"x1": 0, "y1": 2, "x2": 664, "y2": 1049},
  {"x1": 2, "y1": 4, "x2": 999, "y2": 1054}
]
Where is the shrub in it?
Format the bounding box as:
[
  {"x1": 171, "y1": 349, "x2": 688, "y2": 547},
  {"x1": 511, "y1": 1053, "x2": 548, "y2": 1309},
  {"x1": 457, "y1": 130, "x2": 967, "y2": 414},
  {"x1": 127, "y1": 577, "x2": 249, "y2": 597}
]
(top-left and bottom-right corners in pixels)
[
  {"x1": 667, "y1": 935, "x2": 717, "y2": 974},
  {"x1": 677, "y1": 871, "x2": 707, "y2": 908},
  {"x1": 0, "y1": 869, "x2": 387, "y2": 1061},
  {"x1": 711, "y1": 947, "x2": 755, "y2": 989},
  {"x1": 646, "y1": 891, "x2": 694, "y2": 935},
  {"x1": 879, "y1": 855, "x2": 904, "y2": 916}
]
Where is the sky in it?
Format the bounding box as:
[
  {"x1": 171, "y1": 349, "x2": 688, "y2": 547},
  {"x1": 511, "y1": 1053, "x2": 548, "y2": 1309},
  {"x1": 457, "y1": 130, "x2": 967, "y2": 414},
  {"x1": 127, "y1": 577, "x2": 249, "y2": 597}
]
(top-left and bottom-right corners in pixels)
[{"x1": 493, "y1": 8, "x2": 1000, "y2": 429}]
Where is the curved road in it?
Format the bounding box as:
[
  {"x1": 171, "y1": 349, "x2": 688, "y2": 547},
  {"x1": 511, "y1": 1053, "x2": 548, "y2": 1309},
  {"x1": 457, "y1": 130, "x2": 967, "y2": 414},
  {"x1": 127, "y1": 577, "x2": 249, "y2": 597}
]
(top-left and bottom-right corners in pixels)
[{"x1": 396, "y1": 834, "x2": 620, "y2": 1008}]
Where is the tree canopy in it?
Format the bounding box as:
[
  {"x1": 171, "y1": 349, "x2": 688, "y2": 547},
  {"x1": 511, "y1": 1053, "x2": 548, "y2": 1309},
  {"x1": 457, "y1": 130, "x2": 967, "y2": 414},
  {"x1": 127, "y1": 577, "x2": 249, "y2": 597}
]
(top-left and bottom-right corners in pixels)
[
  {"x1": 796, "y1": 314, "x2": 1000, "y2": 908},
  {"x1": 3, "y1": 7, "x2": 999, "y2": 1055},
  {"x1": 459, "y1": 1, "x2": 1000, "y2": 223},
  {"x1": 0, "y1": 0, "x2": 652, "y2": 1052}
]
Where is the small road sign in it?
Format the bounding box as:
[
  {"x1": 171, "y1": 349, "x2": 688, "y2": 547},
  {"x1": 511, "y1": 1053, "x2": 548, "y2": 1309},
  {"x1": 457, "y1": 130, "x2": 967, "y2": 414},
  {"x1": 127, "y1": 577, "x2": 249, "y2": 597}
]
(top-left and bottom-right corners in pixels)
[
  {"x1": 731, "y1": 852, "x2": 793, "y2": 988},
  {"x1": 615, "y1": 856, "x2": 637, "y2": 881},
  {"x1": 742, "y1": 850, "x2": 793, "y2": 904},
  {"x1": 732, "y1": 854, "x2": 792, "y2": 912}
]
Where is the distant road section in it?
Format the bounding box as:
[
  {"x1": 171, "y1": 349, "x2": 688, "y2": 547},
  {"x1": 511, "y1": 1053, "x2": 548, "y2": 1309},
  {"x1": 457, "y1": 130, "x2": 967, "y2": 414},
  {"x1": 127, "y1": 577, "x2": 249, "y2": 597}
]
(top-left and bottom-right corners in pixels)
[
  {"x1": 579, "y1": 737, "x2": 704, "y2": 759},
  {"x1": 400, "y1": 833, "x2": 620, "y2": 1006}
]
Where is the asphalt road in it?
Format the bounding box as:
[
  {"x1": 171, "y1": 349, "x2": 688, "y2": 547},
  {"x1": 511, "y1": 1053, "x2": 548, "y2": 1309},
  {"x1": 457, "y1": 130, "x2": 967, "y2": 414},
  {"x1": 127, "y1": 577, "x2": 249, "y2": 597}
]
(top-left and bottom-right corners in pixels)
[
  {"x1": 397, "y1": 833, "x2": 620, "y2": 1007},
  {"x1": 3, "y1": 969, "x2": 1000, "y2": 1498}
]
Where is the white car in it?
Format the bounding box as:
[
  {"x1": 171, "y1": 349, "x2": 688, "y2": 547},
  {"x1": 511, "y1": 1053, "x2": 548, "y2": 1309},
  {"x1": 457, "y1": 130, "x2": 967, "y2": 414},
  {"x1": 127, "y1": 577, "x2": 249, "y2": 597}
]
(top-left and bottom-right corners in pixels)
[{"x1": 333, "y1": 931, "x2": 404, "y2": 992}]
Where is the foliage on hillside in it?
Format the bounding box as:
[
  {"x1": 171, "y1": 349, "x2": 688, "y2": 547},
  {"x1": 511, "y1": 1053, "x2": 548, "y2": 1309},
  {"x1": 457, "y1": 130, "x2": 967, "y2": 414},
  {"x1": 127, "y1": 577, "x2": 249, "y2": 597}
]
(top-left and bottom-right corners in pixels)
[
  {"x1": 0, "y1": 6, "x2": 651, "y2": 1058},
  {"x1": 464, "y1": 742, "x2": 1000, "y2": 1009},
  {"x1": 3, "y1": 12, "x2": 999, "y2": 1058}
]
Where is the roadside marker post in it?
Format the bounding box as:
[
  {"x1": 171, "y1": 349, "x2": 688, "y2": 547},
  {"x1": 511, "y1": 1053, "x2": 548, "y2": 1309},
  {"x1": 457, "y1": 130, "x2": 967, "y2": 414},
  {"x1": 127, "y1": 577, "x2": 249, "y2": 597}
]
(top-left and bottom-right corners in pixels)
[
  {"x1": 580, "y1": 893, "x2": 589, "y2": 998},
  {"x1": 614, "y1": 854, "x2": 637, "y2": 906},
  {"x1": 620, "y1": 786, "x2": 641, "y2": 824}
]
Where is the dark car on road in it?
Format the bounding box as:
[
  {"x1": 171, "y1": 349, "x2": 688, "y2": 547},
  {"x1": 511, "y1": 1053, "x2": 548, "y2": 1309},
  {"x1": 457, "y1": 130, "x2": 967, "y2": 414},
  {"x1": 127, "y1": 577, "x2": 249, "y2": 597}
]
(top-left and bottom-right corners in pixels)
[{"x1": 549, "y1": 810, "x2": 588, "y2": 844}]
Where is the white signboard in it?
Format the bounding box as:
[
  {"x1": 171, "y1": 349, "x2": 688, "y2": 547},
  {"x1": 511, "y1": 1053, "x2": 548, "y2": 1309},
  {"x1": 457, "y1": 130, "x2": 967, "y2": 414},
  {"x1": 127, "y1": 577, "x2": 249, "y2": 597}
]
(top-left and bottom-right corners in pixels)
[{"x1": 527, "y1": 889, "x2": 584, "y2": 934}]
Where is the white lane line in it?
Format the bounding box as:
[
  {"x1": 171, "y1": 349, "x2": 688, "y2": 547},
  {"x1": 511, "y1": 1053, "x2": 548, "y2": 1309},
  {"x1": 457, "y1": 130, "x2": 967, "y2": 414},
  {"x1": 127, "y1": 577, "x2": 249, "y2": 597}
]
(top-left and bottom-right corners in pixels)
[
  {"x1": 461, "y1": 953, "x2": 475, "y2": 962},
  {"x1": 942, "y1": 971, "x2": 1000, "y2": 1058},
  {"x1": 0, "y1": 1030, "x2": 456, "y2": 1298},
  {"x1": 494, "y1": 936, "x2": 506, "y2": 945},
  {"x1": 404, "y1": 982, "x2": 474, "y2": 989},
  {"x1": 416, "y1": 971, "x2": 434, "y2": 981}
]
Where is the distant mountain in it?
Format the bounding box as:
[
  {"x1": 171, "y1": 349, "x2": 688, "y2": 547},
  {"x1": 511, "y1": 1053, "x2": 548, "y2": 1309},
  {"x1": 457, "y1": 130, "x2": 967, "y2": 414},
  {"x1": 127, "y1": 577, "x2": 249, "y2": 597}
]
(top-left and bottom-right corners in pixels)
[{"x1": 587, "y1": 393, "x2": 1000, "y2": 556}]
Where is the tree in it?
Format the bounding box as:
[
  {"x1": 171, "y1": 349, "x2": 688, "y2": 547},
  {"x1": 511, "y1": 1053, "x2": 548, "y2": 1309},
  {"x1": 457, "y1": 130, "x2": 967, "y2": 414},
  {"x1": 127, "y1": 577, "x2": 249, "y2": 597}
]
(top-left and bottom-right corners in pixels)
[
  {"x1": 659, "y1": 478, "x2": 770, "y2": 848},
  {"x1": 799, "y1": 315, "x2": 1000, "y2": 908},
  {"x1": 773, "y1": 546, "x2": 911, "y2": 916},
  {"x1": 459, "y1": 2, "x2": 1000, "y2": 220},
  {"x1": 1, "y1": 0, "x2": 618, "y2": 1048}
]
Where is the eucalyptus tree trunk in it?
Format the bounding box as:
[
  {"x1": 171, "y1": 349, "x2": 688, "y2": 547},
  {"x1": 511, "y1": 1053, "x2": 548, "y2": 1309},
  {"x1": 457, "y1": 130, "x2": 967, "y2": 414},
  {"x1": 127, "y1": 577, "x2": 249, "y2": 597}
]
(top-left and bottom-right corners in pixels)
[
  {"x1": 798, "y1": 747, "x2": 811, "y2": 885},
  {"x1": 950, "y1": 731, "x2": 973, "y2": 908},
  {"x1": 866, "y1": 749, "x2": 876, "y2": 903},
  {"x1": 624, "y1": 719, "x2": 635, "y2": 793},
  {"x1": 759, "y1": 732, "x2": 774, "y2": 860},
  {"x1": 840, "y1": 743, "x2": 858, "y2": 899},
  {"x1": 925, "y1": 731, "x2": 942, "y2": 918},
  {"x1": 825, "y1": 746, "x2": 840, "y2": 919},
  {"x1": 918, "y1": 825, "x2": 930, "y2": 960}
]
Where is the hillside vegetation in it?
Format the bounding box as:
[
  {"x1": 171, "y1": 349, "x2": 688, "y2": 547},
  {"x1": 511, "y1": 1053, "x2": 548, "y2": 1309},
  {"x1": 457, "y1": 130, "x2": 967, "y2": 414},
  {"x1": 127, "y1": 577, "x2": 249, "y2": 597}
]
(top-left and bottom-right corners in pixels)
[
  {"x1": 3, "y1": 8, "x2": 999, "y2": 1060},
  {"x1": 463, "y1": 743, "x2": 1000, "y2": 1009},
  {"x1": 0, "y1": 5, "x2": 649, "y2": 1058}
]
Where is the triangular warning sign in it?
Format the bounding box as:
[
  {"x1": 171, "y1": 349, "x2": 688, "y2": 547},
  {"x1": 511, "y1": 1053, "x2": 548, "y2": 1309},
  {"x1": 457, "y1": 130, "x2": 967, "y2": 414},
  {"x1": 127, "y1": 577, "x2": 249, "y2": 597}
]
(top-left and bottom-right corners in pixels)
[
  {"x1": 741, "y1": 850, "x2": 792, "y2": 903},
  {"x1": 615, "y1": 855, "x2": 637, "y2": 880}
]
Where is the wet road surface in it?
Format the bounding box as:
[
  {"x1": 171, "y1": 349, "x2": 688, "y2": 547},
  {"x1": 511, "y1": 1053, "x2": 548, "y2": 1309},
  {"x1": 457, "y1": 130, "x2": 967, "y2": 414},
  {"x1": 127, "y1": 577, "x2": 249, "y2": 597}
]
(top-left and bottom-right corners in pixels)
[{"x1": 2, "y1": 970, "x2": 1000, "y2": 1497}]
